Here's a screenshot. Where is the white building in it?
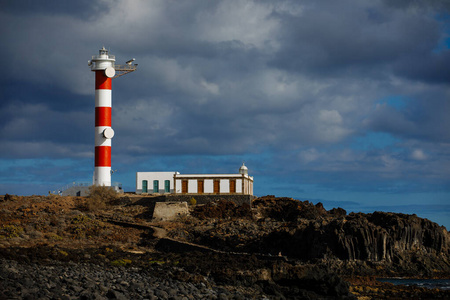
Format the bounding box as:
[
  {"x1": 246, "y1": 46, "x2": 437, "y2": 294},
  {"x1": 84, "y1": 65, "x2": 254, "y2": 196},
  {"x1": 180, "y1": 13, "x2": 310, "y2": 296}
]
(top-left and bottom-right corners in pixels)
[
  {"x1": 136, "y1": 171, "x2": 178, "y2": 194},
  {"x1": 136, "y1": 163, "x2": 253, "y2": 195}
]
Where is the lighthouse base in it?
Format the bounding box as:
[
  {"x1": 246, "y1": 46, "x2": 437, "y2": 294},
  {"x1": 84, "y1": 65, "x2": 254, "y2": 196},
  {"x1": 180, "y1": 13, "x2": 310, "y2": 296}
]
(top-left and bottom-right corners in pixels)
[{"x1": 94, "y1": 167, "x2": 111, "y2": 186}]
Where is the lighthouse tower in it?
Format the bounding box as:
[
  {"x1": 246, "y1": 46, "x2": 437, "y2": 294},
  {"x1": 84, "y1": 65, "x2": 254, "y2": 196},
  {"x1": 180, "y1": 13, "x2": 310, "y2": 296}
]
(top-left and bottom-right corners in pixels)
[{"x1": 88, "y1": 47, "x2": 137, "y2": 186}]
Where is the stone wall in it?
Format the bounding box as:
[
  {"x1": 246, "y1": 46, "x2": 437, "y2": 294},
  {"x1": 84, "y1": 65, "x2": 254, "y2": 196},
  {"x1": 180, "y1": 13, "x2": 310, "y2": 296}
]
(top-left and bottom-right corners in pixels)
[
  {"x1": 165, "y1": 194, "x2": 256, "y2": 206},
  {"x1": 62, "y1": 185, "x2": 123, "y2": 197},
  {"x1": 152, "y1": 202, "x2": 189, "y2": 221},
  {"x1": 61, "y1": 186, "x2": 90, "y2": 197}
]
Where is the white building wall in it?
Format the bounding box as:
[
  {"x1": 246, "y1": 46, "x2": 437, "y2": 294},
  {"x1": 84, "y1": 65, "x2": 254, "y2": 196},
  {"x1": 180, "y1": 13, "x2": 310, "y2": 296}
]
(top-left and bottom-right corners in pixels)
[
  {"x1": 243, "y1": 179, "x2": 247, "y2": 194},
  {"x1": 175, "y1": 179, "x2": 182, "y2": 194},
  {"x1": 220, "y1": 179, "x2": 230, "y2": 193},
  {"x1": 136, "y1": 172, "x2": 177, "y2": 194},
  {"x1": 204, "y1": 179, "x2": 214, "y2": 193},
  {"x1": 244, "y1": 178, "x2": 253, "y2": 195},
  {"x1": 236, "y1": 179, "x2": 242, "y2": 193},
  {"x1": 188, "y1": 179, "x2": 197, "y2": 193}
]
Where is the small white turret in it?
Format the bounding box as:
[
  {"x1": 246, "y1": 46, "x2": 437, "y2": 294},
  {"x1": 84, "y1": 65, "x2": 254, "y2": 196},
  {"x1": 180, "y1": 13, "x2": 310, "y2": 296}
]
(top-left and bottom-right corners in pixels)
[{"x1": 239, "y1": 162, "x2": 248, "y2": 175}]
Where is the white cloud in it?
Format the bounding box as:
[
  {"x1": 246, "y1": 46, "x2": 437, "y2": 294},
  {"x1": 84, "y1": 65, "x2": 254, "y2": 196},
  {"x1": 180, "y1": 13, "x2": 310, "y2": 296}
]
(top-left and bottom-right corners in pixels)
[
  {"x1": 411, "y1": 149, "x2": 428, "y2": 161},
  {"x1": 319, "y1": 110, "x2": 343, "y2": 124},
  {"x1": 195, "y1": 1, "x2": 280, "y2": 48},
  {"x1": 200, "y1": 79, "x2": 220, "y2": 95},
  {"x1": 298, "y1": 148, "x2": 321, "y2": 163}
]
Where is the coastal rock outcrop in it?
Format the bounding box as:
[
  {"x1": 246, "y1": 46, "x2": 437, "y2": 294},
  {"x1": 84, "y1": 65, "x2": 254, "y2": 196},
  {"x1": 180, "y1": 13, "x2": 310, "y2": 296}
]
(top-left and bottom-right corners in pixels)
[
  {"x1": 187, "y1": 196, "x2": 450, "y2": 277},
  {"x1": 1, "y1": 194, "x2": 449, "y2": 298}
]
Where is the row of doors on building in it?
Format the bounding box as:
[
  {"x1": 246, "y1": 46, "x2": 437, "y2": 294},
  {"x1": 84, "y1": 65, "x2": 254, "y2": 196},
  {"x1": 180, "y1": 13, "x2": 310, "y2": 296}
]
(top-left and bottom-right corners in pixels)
[
  {"x1": 142, "y1": 180, "x2": 170, "y2": 193},
  {"x1": 181, "y1": 179, "x2": 236, "y2": 194},
  {"x1": 142, "y1": 179, "x2": 237, "y2": 194}
]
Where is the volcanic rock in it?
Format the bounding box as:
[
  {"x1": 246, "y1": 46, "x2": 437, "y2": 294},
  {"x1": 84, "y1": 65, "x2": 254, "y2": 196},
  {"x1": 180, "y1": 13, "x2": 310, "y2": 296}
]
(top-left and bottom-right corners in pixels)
[{"x1": 1, "y1": 194, "x2": 449, "y2": 299}]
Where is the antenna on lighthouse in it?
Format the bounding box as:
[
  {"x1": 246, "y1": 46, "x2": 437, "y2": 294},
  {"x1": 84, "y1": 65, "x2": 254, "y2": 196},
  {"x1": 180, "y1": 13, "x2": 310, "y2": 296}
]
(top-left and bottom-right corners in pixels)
[
  {"x1": 114, "y1": 58, "x2": 138, "y2": 78},
  {"x1": 89, "y1": 47, "x2": 137, "y2": 187}
]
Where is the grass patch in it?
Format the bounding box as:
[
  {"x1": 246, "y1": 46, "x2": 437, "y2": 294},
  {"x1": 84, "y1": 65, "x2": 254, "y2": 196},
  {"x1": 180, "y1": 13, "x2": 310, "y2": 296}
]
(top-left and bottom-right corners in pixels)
[
  {"x1": 0, "y1": 225, "x2": 24, "y2": 239},
  {"x1": 111, "y1": 258, "x2": 132, "y2": 267}
]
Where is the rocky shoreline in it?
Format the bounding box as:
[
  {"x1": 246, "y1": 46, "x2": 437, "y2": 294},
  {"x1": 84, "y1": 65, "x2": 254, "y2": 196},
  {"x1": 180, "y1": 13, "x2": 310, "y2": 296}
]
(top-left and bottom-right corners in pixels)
[
  {"x1": 1, "y1": 193, "x2": 449, "y2": 299},
  {"x1": 1, "y1": 248, "x2": 448, "y2": 299},
  {"x1": 0, "y1": 245, "x2": 356, "y2": 299},
  {"x1": 0, "y1": 258, "x2": 247, "y2": 300}
]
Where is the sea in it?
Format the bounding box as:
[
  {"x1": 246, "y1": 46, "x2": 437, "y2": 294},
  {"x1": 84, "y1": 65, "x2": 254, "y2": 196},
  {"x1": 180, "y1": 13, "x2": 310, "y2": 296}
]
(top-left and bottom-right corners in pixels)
[{"x1": 377, "y1": 278, "x2": 450, "y2": 290}]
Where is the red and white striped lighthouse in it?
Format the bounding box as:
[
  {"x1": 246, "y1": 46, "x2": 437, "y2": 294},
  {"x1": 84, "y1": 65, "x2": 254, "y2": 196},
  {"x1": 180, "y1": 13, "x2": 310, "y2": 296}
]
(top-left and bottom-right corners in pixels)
[
  {"x1": 88, "y1": 47, "x2": 137, "y2": 186},
  {"x1": 89, "y1": 47, "x2": 115, "y2": 186}
]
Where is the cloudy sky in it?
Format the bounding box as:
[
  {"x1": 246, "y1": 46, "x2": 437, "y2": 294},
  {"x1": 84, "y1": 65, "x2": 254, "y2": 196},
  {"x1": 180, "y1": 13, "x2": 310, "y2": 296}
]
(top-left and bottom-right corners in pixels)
[{"x1": 1, "y1": 0, "x2": 449, "y2": 228}]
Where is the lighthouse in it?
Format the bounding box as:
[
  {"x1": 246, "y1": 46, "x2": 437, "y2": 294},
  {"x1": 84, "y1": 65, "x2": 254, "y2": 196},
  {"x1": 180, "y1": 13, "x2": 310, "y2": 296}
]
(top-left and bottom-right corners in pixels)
[{"x1": 88, "y1": 47, "x2": 137, "y2": 186}]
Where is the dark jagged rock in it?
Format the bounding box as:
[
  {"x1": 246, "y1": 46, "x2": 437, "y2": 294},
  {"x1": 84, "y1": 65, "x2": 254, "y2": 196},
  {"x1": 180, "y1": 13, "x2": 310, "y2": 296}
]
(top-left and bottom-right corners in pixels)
[
  {"x1": 253, "y1": 196, "x2": 327, "y2": 221},
  {"x1": 192, "y1": 199, "x2": 252, "y2": 220},
  {"x1": 329, "y1": 207, "x2": 347, "y2": 217},
  {"x1": 367, "y1": 211, "x2": 448, "y2": 254},
  {"x1": 195, "y1": 197, "x2": 450, "y2": 278}
]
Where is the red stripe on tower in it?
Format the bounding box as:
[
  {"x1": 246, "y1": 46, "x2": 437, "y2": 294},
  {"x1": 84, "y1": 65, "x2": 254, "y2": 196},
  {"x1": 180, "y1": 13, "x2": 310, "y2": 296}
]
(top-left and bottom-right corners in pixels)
[
  {"x1": 95, "y1": 146, "x2": 112, "y2": 167},
  {"x1": 95, "y1": 71, "x2": 112, "y2": 90},
  {"x1": 95, "y1": 107, "x2": 112, "y2": 126}
]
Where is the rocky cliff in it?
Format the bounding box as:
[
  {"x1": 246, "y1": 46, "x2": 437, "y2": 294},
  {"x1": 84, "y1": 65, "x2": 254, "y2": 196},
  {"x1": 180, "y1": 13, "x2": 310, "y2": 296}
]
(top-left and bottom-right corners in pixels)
[{"x1": 182, "y1": 196, "x2": 450, "y2": 277}]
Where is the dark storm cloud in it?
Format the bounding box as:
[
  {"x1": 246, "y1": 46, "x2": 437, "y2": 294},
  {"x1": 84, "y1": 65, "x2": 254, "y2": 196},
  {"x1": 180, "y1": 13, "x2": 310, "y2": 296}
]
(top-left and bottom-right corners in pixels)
[
  {"x1": 0, "y1": 0, "x2": 446, "y2": 155},
  {"x1": 364, "y1": 96, "x2": 450, "y2": 143},
  {"x1": 268, "y1": 1, "x2": 441, "y2": 78},
  {"x1": 0, "y1": 0, "x2": 449, "y2": 209},
  {"x1": 382, "y1": 0, "x2": 450, "y2": 11},
  {"x1": 0, "y1": 0, "x2": 110, "y2": 20},
  {"x1": 0, "y1": 101, "x2": 92, "y2": 143},
  {"x1": 394, "y1": 50, "x2": 450, "y2": 84},
  {"x1": 98, "y1": 0, "x2": 450, "y2": 169}
]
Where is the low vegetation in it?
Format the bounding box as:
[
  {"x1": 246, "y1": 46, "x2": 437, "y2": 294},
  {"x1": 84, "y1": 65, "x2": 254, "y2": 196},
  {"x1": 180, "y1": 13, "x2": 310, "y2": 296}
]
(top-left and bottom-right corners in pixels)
[
  {"x1": 86, "y1": 185, "x2": 118, "y2": 211},
  {"x1": 0, "y1": 225, "x2": 24, "y2": 239},
  {"x1": 111, "y1": 258, "x2": 132, "y2": 267}
]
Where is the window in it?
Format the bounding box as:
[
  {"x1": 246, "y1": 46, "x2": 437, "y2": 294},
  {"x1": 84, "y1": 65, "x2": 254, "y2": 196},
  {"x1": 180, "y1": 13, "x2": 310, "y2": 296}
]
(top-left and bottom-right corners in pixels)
[
  {"x1": 142, "y1": 180, "x2": 148, "y2": 193},
  {"x1": 165, "y1": 180, "x2": 170, "y2": 193},
  {"x1": 153, "y1": 180, "x2": 159, "y2": 193}
]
